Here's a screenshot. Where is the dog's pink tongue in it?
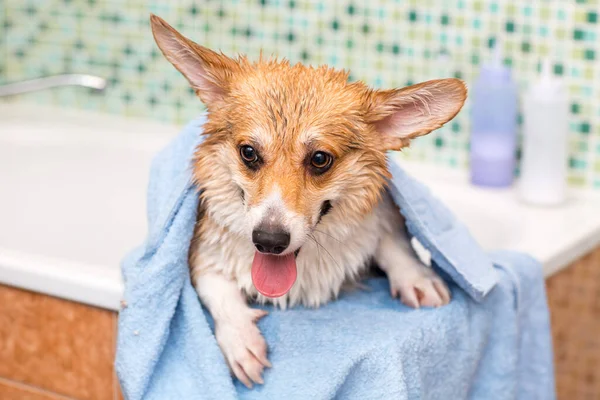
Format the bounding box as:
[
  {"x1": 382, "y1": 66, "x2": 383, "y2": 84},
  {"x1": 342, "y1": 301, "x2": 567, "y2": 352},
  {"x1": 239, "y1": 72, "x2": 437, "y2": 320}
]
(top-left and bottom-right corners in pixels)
[{"x1": 251, "y1": 252, "x2": 297, "y2": 298}]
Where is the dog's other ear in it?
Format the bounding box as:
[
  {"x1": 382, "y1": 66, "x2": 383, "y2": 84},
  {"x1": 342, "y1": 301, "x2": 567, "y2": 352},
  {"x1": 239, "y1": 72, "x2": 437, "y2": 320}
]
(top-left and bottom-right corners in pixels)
[
  {"x1": 365, "y1": 79, "x2": 467, "y2": 150},
  {"x1": 150, "y1": 14, "x2": 238, "y2": 106}
]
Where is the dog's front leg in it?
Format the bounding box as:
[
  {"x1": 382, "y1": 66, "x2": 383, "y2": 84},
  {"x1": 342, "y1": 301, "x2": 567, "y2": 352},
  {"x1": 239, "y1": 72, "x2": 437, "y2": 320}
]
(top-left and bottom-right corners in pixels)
[
  {"x1": 194, "y1": 272, "x2": 271, "y2": 388},
  {"x1": 375, "y1": 221, "x2": 451, "y2": 308}
]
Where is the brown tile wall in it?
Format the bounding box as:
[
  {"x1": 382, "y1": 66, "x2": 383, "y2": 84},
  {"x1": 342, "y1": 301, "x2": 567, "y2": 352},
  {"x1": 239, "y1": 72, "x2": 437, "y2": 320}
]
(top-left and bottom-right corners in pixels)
[
  {"x1": 546, "y1": 246, "x2": 600, "y2": 400},
  {"x1": 0, "y1": 284, "x2": 121, "y2": 400}
]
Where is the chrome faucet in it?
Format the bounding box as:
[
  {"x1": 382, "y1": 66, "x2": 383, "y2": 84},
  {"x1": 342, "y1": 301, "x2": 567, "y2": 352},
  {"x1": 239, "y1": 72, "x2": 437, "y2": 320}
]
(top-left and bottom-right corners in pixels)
[{"x1": 0, "y1": 74, "x2": 107, "y2": 97}]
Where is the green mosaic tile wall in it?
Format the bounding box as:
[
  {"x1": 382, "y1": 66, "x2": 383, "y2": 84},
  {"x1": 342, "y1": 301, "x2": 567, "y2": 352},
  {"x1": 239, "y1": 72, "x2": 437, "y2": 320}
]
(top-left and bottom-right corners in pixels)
[{"x1": 1, "y1": 0, "x2": 599, "y2": 188}]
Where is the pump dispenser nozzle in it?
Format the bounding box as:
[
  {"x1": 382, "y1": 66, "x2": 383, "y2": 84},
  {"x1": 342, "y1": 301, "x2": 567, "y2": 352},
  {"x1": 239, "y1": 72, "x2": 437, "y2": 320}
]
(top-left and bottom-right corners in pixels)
[
  {"x1": 491, "y1": 38, "x2": 503, "y2": 67},
  {"x1": 480, "y1": 37, "x2": 510, "y2": 82},
  {"x1": 530, "y1": 59, "x2": 565, "y2": 100}
]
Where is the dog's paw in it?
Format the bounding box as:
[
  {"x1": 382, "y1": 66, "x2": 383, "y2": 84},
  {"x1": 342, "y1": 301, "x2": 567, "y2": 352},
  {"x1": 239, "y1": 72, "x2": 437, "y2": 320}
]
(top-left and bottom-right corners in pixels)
[
  {"x1": 215, "y1": 309, "x2": 270, "y2": 389},
  {"x1": 388, "y1": 264, "x2": 451, "y2": 308}
]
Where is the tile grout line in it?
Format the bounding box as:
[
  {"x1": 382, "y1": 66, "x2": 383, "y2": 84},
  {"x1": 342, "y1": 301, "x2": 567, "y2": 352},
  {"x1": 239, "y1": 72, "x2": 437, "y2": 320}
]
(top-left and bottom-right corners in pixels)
[
  {"x1": 112, "y1": 311, "x2": 121, "y2": 400},
  {"x1": 0, "y1": 375, "x2": 79, "y2": 400}
]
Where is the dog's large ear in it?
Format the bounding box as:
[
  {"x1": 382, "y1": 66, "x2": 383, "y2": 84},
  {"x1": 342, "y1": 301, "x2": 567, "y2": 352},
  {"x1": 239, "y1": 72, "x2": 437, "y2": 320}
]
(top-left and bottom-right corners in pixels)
[
  {"x1": 150, "y1": 14, "x2": 238, "y2": 106},
  {"x1": 365, "y1": 79, "x2": 467, "y2": 150}
]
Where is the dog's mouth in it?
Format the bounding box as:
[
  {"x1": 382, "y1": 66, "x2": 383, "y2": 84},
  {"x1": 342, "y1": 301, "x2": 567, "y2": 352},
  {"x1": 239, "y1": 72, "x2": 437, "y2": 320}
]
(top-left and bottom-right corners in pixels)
[
  {"x1": 250, "y1": 200, "x2": 330, "y2": 299},
  {"x1": 251, "y1": 250, "x2": 298, "y2": 298}
]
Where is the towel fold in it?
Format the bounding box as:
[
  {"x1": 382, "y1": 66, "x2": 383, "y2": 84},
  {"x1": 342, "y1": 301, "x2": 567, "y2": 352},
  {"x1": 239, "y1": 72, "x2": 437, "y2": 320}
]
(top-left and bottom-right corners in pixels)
[{"x1": 116, "y1": 116, "x2": 555, "y2": 400}]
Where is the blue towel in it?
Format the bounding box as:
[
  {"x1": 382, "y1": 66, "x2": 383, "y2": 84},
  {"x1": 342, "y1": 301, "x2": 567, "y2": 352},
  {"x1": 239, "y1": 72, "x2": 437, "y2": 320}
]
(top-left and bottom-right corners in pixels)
[{"x1": 116, "y1": 116, "x2": 555, "y2": 400}]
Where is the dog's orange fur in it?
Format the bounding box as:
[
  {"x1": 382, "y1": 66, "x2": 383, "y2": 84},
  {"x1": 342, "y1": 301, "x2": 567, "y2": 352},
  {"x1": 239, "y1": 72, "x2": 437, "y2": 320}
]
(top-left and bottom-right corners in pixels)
[
  {"x1": 150, "y1": 14, "x2": 466, "y2": 227},
  {"x1": 193, "y1": 63, "x2": 390, "y2": 221}
]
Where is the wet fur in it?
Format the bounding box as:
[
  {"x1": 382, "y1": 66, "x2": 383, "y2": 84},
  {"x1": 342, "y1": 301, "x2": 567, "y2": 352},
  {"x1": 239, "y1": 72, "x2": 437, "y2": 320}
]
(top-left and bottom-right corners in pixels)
[{"x1": 151, "y1": 14, "x2": 466, "y2": 388}]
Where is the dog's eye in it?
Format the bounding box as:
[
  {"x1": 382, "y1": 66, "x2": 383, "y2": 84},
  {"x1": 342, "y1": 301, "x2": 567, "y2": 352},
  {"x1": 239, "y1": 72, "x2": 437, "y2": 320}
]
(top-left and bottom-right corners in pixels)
[
  {"x1": 240, "y1": 145, "x2": 258, "y2": 164},
  {"x1": 310, "y1": 151, "x2": 333, "y2": 173}
]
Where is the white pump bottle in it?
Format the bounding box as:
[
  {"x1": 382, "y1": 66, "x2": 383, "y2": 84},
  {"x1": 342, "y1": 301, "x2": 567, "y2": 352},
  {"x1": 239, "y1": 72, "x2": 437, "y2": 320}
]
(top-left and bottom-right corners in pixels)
[{"x1": 519, "y1": 61, "x2": 569, "y2": 206}]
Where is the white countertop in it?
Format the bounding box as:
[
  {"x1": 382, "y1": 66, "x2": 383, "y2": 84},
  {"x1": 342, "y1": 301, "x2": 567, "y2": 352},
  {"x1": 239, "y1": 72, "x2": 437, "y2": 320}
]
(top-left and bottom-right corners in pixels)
[
  {"x1": 1, "y1": 103, "x2": 599, "y2": 310},
  {"x1": 0, "y1": 103, "x2": 179, "y2": 310}
]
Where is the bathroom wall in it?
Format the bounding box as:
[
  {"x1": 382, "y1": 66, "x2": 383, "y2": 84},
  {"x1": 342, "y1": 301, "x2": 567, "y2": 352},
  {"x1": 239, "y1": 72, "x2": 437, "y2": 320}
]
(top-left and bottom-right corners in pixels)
[{"x1": 1, "y1": 0, "x2": 599, "y2": 188}]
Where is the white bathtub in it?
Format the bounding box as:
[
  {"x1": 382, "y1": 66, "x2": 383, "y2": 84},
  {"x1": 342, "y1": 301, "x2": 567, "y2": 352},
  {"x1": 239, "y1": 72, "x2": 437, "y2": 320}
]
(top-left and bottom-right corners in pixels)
[{"x1": 1, "y1": 103, "x2": 599, "y2": 310}]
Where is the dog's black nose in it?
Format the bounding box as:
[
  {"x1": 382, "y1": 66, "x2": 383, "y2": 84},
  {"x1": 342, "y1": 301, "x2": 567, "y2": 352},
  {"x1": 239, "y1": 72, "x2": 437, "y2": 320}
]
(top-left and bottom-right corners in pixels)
[{"x1": 252, "y1": 227, "x2": 290, "y2": 255}]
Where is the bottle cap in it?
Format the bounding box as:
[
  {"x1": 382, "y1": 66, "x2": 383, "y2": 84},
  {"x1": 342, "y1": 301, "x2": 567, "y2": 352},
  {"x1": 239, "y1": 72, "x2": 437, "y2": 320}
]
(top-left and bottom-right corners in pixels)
[
  {"x1": 480, "y1": 38, "x2": 511, "y2": 82},
  {"x1": 528, "y1": 60, "x2": 566, "y2": 101}
]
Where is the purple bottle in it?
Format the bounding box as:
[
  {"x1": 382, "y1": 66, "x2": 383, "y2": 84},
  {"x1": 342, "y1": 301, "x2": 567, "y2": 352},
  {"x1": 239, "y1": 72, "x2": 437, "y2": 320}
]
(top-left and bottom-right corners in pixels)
[{"x1": 470, "y1": 43, "x2": 518, "y2": 187}]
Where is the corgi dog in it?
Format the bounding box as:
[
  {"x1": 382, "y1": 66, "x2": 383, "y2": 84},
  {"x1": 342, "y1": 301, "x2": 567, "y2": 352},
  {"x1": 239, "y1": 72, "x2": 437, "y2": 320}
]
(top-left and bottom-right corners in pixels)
[{"x1": 151, "y1": 15, "x2": 466, "y2": 388}]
